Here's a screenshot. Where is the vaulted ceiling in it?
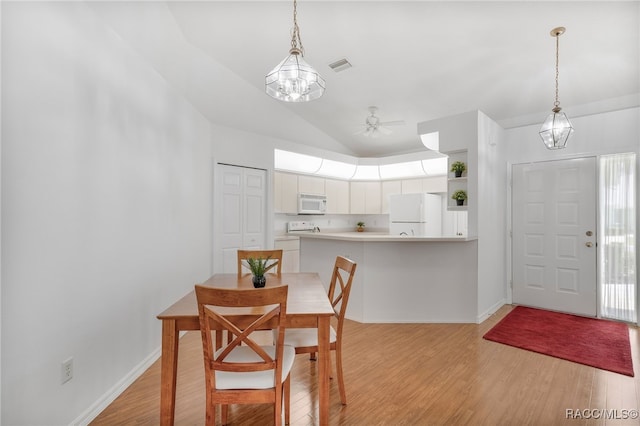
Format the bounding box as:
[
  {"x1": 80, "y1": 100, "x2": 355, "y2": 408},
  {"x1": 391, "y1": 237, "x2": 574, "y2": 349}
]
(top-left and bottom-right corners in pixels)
[{"x1": 89, "y1": 1, "x2": 640, "y2": 158}]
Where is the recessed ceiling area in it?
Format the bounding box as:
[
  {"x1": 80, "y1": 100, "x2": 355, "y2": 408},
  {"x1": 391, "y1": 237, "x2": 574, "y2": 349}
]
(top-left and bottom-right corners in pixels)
[{"x1": 88, "y1": 1, "x2": 639, "y2": 158}]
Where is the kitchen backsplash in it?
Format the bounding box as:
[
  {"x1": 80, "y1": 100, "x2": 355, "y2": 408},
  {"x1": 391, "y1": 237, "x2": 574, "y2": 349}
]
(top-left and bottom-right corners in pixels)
[{"x1": 274, "y1": 214, "x2": 389, "y2": 235}]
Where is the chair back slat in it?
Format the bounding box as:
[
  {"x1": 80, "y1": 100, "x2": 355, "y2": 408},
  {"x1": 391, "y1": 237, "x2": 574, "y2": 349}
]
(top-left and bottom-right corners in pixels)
[
  {"x1": 237, "y1": 249, "x2": 284, "y2": 277},
  {"x1": 328, "y1": 256, "x2": 357, "y2": 326}
]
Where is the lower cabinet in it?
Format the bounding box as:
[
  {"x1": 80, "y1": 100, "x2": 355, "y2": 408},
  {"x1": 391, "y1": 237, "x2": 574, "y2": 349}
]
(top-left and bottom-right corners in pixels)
[
  {"x1": 442, "y1": 210, "x2": 468, "y2": 237},
  {"x1": 274, "y1": 237, "x2": 300, "y2": 273}
]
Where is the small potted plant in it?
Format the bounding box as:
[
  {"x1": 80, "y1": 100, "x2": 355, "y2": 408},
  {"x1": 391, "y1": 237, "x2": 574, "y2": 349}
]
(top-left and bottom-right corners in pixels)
[
  {"x1": 451, "y1": 190, "x2": 467, "y2": 206},
  {"x1": 450, "y1": 161, "x2": 467, "y2": 178},
  {"x1": 356, "y1": 221, "x2": 365, "y2": 232},
  {"x1": 246, "y1": 256, "x2": 270, "y2": 288}
]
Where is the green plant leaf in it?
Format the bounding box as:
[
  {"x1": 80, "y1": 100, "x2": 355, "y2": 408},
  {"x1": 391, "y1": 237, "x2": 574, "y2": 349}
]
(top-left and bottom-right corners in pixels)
[{"x1": 247, "y1": 256, "x2": 271, "y2": 276}]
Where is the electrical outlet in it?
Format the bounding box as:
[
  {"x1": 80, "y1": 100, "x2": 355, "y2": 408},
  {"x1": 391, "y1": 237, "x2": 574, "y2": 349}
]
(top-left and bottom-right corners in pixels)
[{"x1": 61, "y1": 357, "x2": 73, "y2": 384}]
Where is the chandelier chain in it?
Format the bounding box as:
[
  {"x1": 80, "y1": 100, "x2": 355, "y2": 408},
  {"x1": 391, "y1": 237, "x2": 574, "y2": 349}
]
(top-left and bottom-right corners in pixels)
[
  {"x1": 290, "y1": 0, "x2": 305, "y2": 54},
  {"x1": 554, "y1": 33, "x2": 560, "y2": 108}
]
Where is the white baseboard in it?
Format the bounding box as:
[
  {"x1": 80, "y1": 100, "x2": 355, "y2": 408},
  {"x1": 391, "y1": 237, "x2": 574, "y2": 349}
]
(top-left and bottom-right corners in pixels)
[
  {"x1": 476, "y1": 299, "x2": 506, "y2": 324},
  {"x1": 70, "y1": 347, "x2": 161, "y2": 426}
]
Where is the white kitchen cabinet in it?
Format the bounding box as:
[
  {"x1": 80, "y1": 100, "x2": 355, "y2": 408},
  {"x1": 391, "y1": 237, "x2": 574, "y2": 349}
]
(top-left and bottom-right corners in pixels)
[
  {"x1": 274, "y1": 171, "x2": 298, "y2": 214},
  {"x1": 325, "y1": 178, "x2": 350, "y2": 214},
  {"x1": 401, "y1": 178, "x2": 423, "y2": 194},
  {"x1": 401, "y1": 176, "x2": 447, "y2": 194},
  {"x1": 298, "y1": 175, "x2": 325, "y2": 195},
  {"x1": 442, "y1": 209, "x2": 468, "y2": 236},
  {"x1": 381, "y1": 180, "x2": 402, "y2": 213},
  {"x1": 422, "y1": 176, "x2": 447, "y2": 193},
  {"x1": 350, "y1": 183, "x2": 366, "y2": 214},
  {"x1": 350, "y1": 181, "x2": 381, "y2": 214},
  {"x1": 274, "y1": 237, "x2": 300, "y2": 272}
]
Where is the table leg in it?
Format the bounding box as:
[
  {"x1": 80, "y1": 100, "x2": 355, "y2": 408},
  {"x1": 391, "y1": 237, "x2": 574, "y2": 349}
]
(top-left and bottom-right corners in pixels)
[
  {"x1": 317, "y1": 316, "x2": 330, "y2": 426},
  {"x1": 160, "y1": 319, "x2": 179, "y2": 426}
]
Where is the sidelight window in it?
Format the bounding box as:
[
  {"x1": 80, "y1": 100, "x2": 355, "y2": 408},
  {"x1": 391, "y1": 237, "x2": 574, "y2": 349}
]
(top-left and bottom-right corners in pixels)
[{"x1": 599, "y1": 153, "x2": 637, "y2": 323}]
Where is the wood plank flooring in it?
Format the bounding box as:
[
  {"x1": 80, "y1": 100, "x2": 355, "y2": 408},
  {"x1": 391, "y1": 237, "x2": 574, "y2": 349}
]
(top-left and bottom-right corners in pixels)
[{"x1": 91, "y1": 305, "x2": 640, "y2": 425}]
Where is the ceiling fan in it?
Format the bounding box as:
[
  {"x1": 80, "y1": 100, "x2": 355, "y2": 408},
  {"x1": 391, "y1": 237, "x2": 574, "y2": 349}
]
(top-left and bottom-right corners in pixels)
[{"x1": 355, "y1": 106, "x2": 405, "y2": 138}]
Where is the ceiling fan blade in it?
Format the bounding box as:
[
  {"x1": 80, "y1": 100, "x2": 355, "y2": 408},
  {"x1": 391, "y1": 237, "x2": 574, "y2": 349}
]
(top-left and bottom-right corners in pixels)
[
  {"x1": 378, "y1": 120, "x2": 405, "y2": 126},
  {"x1": 377, "y1": 126, "x2": 393, "y2": 135},
  {"x1": 353, "y1": 127, "x2": 367, "y2": 135}
]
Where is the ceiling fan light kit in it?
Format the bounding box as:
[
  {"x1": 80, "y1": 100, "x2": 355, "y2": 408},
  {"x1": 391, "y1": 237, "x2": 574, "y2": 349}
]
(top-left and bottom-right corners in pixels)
[
  {"x1": 539, "y1": 26, "x2": 574, "y2": 150},
  {"x1": 265, "y1": 0, "x2": 325, "y2": 102}
]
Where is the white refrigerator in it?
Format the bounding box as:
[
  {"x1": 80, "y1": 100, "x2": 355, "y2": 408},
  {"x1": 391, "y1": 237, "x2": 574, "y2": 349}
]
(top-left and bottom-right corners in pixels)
[{"x1": 388, "y1": 193, "x2": 442, "y2": 236}]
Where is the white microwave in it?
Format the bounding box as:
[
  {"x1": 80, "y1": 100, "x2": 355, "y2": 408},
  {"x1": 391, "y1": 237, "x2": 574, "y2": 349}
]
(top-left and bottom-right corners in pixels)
[{"x1": 298, "y1": 193, "x2": 327, "y2": 215}]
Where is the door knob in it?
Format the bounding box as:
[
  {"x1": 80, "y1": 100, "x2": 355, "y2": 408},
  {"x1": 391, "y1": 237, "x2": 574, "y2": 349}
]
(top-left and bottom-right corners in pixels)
[{"x1": 585, "y1": 242, "x2": 593, "y2": 247}]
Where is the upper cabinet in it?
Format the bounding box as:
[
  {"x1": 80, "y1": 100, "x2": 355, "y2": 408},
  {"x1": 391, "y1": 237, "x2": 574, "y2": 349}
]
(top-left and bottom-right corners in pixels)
[
  {"x1": 325, "y1": 179, "x2": 350, "y2": 214},
  {"x1": 381, "y1": 180, "x2": 402, "y2": 213},
  {"x1": 274, "y1": 171, "x2": 298, "y2": 214},
  {"x1": 298, "y1": 175, "x2": 325, "y2": 195},
  {"x1": 275, "y1": 172, "x2": 445, "y2": 216},
  {"x1": 401, "y1": 178, "x2": 423, "y2": 194},
  {"x1": 400, "y1": 176, "x2": 446, "y2": 194},
  {"x1": 421, "y1": 176, "x2": 447, "y2": 193},
  {"x1": 350, "y1": 181, "x2": 381, "y2": 214},
  {"x1": 446, "y1": 150, "x2": 468, "y2": 211}
]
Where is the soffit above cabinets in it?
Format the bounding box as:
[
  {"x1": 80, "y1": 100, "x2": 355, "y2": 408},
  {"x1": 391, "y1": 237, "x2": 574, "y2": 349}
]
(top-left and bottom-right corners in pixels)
[{"x1": 274, "y1": 149, "x2": 448, "y2": 181}]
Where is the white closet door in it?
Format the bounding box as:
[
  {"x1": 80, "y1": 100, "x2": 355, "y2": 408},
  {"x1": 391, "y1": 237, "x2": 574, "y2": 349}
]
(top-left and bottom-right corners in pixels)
[{"x1": 215, "y1": 164, "x2": 267, "y2": 274}]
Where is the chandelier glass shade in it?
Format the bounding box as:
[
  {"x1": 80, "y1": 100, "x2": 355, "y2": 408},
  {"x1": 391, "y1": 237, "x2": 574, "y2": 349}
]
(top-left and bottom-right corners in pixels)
[
  {"x1": 265, "y1": 0, "x2": 325, "y2": 102},
  {"x1": 539, "y1": 107, "x2": 574, "y2": 149},
  {"x1": 265, "y1": 48, "x2": 325, "y2": 102},
  {"x1": 539, "y1": 27, "x2": 574, "y2": 149}
]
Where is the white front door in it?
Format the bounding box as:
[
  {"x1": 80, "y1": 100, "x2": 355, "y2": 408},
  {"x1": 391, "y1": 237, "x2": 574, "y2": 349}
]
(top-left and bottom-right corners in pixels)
[
  {"x1": 512, "y1": 157, "x2": 597, "y2": 316},
  {"x1": 214, "y1": 164, "x2": 267, "y2": 274}
]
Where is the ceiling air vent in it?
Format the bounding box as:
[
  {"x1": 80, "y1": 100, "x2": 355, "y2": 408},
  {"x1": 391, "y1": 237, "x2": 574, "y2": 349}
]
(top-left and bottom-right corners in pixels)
[{"x1": 328, "y1": 58, "x2": 352, "y2": 72}]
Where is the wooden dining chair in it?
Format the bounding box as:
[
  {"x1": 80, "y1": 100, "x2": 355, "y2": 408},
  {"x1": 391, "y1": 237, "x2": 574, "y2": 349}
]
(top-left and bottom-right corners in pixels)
[
  {"x1": 282, "y1": 255, "x2": 357, "y2": 405},
  {"x1": 195, "y1": 284, "x2": 295, "y2": 426},
  {"x1": 237, "y1": 249, "x2": 283, "y2": 278}
]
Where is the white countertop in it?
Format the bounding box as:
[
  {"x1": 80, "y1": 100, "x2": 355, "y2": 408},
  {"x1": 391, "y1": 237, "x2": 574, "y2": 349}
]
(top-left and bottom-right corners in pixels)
[
  {"x1": 290, "y1": 231, "x2": 476, "y2": 242},
  {"x1": 274, "y1": 234, "x2": 301, "y2": 241}
]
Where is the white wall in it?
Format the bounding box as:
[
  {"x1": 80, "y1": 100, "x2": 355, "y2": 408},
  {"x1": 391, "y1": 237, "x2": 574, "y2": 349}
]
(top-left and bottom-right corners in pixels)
[
  {"x1": 505, "y1": 107, "x2": 639, "y2": 163},
  {"x1": 476, "y1": 112, "x2": 507, "y2": 320},
  {"x1": 0, "y1": 2, "x2": 3, "y2": 418},
  {"x1": 1, "y1": 3, "x2": 212, "y2": 424}
]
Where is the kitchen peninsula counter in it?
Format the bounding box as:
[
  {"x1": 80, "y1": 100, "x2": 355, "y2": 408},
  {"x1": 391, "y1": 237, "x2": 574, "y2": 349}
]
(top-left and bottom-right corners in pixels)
[
  {"x1": 292, "y1": 231, "x2": 476, "y2": 242},
  {"x1": 298, "y1": 232, "x2": 501, "y2": 324}
]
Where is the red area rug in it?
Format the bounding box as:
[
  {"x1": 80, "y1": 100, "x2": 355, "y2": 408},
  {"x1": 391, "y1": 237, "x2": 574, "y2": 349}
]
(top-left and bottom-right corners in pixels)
[{"x1": 483, "y1": 306, "x2": 634, "y2": 377}]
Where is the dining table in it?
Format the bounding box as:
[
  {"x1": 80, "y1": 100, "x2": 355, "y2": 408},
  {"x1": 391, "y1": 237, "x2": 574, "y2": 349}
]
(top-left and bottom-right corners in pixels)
[{"x1": 156, "y1": 272, "x2": 335, "y2": 425}]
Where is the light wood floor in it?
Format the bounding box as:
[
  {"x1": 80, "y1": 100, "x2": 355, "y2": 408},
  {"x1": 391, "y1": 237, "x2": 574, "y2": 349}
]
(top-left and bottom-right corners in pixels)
[{"x1": 91, "y1": 305, "x2": 640, "y2": 425}]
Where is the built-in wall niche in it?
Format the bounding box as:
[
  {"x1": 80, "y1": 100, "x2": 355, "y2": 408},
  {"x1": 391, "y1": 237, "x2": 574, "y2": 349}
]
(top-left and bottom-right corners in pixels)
[{"x1": 446, "y1": 150, "x2": 468, "y2": 211}]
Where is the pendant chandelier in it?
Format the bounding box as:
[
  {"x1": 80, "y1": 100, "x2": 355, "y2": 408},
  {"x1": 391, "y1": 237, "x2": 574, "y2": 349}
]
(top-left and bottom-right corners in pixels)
[
  {"x1": 265, "y1": 0, "x2": 325, "y2": 102},
  {"x1": 539, "y1": 27, "x2": 574, "y2": 149}
]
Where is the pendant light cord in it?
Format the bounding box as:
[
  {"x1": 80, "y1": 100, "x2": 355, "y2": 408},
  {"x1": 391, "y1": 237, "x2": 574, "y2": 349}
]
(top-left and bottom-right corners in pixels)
[
  {"x1": 290, "y1": 0, "x2": 305, "y2": 55},
  {"x1": 554, "y1": 33, "x2": 560, "y2": 109}
]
